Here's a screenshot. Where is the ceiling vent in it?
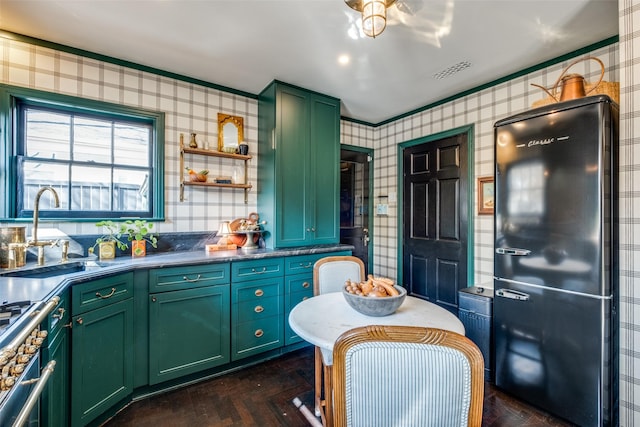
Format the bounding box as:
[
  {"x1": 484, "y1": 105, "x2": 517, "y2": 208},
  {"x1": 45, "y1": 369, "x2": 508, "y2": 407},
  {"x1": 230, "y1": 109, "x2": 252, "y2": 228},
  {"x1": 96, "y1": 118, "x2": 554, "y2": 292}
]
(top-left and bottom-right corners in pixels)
[{"x1": 433, "y1": 61, "x2": 472, "y2": 80}]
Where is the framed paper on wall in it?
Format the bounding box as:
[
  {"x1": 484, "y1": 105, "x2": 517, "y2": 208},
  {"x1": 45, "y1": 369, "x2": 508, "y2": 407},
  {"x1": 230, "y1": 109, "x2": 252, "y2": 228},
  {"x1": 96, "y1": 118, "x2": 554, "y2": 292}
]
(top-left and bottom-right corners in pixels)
[{"x1": 477, "y1": 176, "x2": 494, "y2": 215}]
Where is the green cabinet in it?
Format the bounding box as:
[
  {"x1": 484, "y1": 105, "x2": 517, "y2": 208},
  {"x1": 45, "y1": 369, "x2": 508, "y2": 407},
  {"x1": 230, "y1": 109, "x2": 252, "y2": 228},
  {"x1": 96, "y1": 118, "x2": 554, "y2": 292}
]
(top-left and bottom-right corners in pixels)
[
  {"x1": 148, "y1": 264, "x2": 231, "y2": 385},
  {"x1": 41, "y1": 289, "x2": 70, "y2": 427},
  {"x1": 70, "y1": 272, "x2": 134, "y2": 427},
  {"x1": 231, "y1": 258, "x2": 284, "y2": 360},
  {"x1": 283, "y1": 251, "x2": 350, "y2": 344},
  {"x1": 258, "y1": 81, "x2": 340, "y2": 248}
]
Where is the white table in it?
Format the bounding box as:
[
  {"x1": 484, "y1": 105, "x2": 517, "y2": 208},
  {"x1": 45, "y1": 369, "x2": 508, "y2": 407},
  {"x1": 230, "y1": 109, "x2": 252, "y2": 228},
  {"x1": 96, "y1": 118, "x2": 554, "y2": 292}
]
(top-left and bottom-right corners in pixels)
[{"x1": 289, "y1": 292, "x2": 465, "y2": 364}]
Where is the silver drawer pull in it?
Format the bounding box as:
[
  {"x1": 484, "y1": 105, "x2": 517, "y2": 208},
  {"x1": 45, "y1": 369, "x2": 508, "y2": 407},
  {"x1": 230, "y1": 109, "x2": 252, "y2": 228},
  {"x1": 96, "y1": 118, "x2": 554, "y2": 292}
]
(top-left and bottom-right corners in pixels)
[
  {"x1": 254, "y1": 329, "x2": 264, "y2": 338},
  {"x1": 254, "y1": 305, "x2": 264, "y2": 313},
  {"x1": 183, "y1": 274, "x2": 202, "y2": 282},
  {"x1": 496, "y1": 288, "x2": 530, "y2": 301},
  {"x1": 299, "y1": 262, "x2": 313, "y2": 269},
  {"x1": 254, "y1": 289, "x2": 264, "y2": 297},
  {"x1": 251, "y1": 267, "x2": 267, "y2": 274},
  {"x1": 495, "y1": 247, "x2": 531, "y2": 256},
  {"x1": 52, "y1": 307, "x2": 66, "y2": 320}
]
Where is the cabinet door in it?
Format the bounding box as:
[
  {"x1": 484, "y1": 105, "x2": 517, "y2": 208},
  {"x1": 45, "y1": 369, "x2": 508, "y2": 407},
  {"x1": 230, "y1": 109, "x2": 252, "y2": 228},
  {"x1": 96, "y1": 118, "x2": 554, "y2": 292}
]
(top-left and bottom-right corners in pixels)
[
  {"x1": 71, "y1": 298, "x2": 134, "y2": 427},
  {"x1": 41, "y1": 325, "x2": 70, "y2": 427},
  {"x1": 148, "y1": 285, "x2": 230, "y2": 385},
  {"x1": 309, "y1": 93, "x2": 340, "y2": 244},
  {"x1": 276, "y1": 86, "x2": 310, "y2": 246}
]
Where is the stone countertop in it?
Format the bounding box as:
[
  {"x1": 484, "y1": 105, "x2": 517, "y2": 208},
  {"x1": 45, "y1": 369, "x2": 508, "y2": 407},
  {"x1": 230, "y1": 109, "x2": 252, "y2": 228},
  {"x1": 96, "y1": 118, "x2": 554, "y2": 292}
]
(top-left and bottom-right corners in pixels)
[{"x1": 0, "y1": 244, "x2": 353, "y2": 346}]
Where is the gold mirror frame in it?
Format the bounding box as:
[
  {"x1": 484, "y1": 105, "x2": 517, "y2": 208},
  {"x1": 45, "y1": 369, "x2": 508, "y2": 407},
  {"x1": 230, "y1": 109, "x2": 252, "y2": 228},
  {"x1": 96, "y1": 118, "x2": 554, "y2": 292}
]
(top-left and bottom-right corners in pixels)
[{"x1": 217, "y1": 113, "x2": 244, "y2": 152}]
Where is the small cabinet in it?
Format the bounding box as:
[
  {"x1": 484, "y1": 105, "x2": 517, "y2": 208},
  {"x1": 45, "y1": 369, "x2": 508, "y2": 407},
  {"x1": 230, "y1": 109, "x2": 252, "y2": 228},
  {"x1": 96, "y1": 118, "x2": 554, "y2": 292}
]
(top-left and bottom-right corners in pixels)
[
  {"x1": 148, "y1": 264, "x2": 231, "y2": 385},
  {"x1": 231, "y1": 258, "x2": 284, "y2": 360},
  {"x1": 41, "y1": 289, "x2": 70, "y2": 427},
  {"x1": 179, "y1": 134, "x2": 252, "y2": 203},
  {"x1": 283, "y1": 251, "x2": 350, "y2": 344},
  {"x1": 258, "y1": 81, "x2": 340, "y2": 248},
  {"x1": 71, "y1": 272, "x2": 134, "y2": 427}
]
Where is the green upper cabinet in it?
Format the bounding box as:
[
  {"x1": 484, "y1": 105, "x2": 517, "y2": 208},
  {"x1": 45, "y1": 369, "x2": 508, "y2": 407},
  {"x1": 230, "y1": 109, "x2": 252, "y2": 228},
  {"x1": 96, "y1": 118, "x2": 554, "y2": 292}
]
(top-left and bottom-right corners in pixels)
[{"x1": 258, "y1": 81, "x2": 340, "y2": 248}]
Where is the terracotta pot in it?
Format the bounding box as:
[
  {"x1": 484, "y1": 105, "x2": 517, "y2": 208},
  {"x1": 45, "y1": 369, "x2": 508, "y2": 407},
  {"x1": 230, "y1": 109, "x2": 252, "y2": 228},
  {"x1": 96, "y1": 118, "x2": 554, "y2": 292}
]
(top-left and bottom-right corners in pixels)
[{"x1": 132, "y1": 240, "x2": 146, "y2": 257}]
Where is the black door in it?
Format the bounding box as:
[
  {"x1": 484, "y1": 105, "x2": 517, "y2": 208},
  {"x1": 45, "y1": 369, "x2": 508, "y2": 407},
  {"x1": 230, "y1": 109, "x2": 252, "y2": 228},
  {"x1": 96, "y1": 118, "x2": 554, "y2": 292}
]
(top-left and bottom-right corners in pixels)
[
  {"x1": 340, "y1": 148, "x2": 371, "y2": 275},
  {"x1": 402, "y1": 133, "x2": 468, "y2": 312}
]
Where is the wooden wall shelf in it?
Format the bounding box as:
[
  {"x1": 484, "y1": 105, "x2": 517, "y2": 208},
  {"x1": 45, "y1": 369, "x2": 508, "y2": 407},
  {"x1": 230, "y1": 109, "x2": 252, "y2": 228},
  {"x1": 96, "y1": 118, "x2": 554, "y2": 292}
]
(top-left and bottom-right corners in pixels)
[{"x1": 179, "y1": 134, "x2": 253, "y2": 203}]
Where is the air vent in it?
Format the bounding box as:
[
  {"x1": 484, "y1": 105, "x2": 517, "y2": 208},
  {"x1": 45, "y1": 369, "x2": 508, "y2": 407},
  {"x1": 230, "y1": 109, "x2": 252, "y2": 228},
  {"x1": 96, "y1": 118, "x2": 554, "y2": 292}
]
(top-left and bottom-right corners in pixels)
[{"x1": 433, "y1": 61, "x2": 472, "y2": 80}]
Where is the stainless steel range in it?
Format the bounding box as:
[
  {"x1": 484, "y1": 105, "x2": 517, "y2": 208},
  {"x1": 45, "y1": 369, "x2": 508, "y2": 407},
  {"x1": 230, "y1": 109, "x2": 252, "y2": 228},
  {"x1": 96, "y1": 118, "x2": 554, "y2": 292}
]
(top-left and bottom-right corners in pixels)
[{"x1": 0, "y1": 297, "x2": 59, "y2": 426}]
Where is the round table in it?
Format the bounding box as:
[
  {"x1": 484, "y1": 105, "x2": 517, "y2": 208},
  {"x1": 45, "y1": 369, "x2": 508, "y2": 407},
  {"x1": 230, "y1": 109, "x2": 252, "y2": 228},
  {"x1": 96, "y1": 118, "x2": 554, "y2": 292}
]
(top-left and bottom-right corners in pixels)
[{"x1": 289, "y1": 292, "x2": 465, "y2": 365}]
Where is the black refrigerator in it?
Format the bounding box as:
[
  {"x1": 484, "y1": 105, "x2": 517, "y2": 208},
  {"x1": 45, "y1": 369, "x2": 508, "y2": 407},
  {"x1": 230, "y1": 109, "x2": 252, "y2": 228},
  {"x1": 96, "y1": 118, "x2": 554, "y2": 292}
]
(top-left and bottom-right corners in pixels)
[{"x1": 493, "y1": 95, "x2": 618, "y2": 426}]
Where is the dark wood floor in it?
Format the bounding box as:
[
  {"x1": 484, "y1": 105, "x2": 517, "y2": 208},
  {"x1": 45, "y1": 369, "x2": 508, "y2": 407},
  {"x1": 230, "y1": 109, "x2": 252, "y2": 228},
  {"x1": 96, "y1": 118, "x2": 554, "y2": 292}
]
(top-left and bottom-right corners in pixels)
[{"x1": 104, "y1": 346, "x2": 575, "y2": 427}]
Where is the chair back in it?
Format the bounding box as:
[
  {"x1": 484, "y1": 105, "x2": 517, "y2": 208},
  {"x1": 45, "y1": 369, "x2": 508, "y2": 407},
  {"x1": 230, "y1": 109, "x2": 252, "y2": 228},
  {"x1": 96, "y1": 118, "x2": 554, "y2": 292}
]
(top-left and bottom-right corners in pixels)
[
  {"x1": 313, "y1": 256, "x2": 365, "y2": 296},
  {"x1": 332, "y1": 325, "x2": 484, "y2": 427}
]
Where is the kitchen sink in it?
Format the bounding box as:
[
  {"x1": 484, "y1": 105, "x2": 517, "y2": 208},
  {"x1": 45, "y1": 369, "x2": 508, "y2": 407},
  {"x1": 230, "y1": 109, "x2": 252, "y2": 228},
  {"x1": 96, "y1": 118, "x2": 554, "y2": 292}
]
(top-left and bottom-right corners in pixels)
[{"x1": 0, "y1": 260, "x2": 118, "y2": 279}]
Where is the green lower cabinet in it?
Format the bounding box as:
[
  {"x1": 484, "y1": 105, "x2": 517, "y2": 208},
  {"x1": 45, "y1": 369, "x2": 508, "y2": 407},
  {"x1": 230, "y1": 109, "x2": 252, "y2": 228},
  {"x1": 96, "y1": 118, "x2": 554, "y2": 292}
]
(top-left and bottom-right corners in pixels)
[
  {"x1": 148, "y1": 285, "x2": 231, "y2": 385},
  {"x1": 71, "y1": 298, "x2": 134, "y2": 427},
  {"x1": 232, "y1": 277, "x2": 284, "y2": 361},
  {"x1": 284, "y1": 275, "x2": 313, "y2": 345},
  {"x1": 41, "y1": 291, "x2": 70, "y2": 427}
]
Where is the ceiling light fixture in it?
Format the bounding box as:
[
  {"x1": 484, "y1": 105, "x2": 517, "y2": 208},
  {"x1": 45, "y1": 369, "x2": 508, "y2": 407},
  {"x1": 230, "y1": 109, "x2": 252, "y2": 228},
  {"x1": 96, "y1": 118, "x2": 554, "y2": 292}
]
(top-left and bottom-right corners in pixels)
[{"x1": 345, "y1": 0, "x2": 397, "y2": 38}]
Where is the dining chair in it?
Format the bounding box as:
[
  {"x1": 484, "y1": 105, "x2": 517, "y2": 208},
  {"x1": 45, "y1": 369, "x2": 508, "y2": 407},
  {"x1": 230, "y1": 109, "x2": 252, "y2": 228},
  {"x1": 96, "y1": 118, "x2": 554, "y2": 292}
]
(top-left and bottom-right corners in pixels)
[
  {"x1": 331, "y1": 325, "x2": 485, "y2": 427},
  {"x1": 313, "y1": 256, "x2": 365, "y2": 427}
]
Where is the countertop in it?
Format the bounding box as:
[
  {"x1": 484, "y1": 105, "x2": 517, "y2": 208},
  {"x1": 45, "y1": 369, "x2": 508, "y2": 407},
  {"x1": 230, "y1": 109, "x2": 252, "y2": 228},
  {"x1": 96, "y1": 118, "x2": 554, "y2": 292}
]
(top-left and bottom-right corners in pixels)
[{"x1": 0, "y1": 244, "x2": 352, "y2": 345}]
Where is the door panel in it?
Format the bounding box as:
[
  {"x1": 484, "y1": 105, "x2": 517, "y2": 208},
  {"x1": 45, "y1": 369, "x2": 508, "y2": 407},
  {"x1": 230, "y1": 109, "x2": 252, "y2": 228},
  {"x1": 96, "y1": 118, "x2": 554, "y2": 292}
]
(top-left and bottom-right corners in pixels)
[{"x1": 403, "y1": 133, "x2": 468, "y2": 312}]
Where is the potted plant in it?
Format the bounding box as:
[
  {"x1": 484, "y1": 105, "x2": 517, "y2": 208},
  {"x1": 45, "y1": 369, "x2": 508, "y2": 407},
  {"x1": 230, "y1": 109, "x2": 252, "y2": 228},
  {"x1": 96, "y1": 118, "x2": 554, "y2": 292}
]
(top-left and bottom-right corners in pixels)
[
  {"x1": 89, "y1": 220, "x2": 129, "y2": 260},
  {"x1": 121, "y1": 219, "x2": 158, "y2": 257}
]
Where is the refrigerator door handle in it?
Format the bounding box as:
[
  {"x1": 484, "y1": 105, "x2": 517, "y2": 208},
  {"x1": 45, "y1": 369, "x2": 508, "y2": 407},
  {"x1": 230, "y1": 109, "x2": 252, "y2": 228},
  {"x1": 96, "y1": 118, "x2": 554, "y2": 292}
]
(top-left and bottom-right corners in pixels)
[
  {"x1": 496, "y1": 288, "x2": 530, "y2": 301},
  {"x1": 495, "y1": 247, "x2": 531, "y2": 256}
]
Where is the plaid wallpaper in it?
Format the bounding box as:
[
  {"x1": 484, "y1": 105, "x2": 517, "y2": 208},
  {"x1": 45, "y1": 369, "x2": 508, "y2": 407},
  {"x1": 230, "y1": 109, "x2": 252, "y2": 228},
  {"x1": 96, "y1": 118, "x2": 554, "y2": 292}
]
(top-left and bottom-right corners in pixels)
[
  {"x1": 0, "y1": 38, "x2": 260, "y2": 236},
  {"x1": 1, "y1": 7, "x2": 638, "y2": 421}
]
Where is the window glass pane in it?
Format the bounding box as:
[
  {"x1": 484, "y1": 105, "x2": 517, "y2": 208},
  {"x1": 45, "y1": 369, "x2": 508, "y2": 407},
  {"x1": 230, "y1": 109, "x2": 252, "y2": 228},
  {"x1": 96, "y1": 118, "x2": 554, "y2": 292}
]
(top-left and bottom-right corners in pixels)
[
  {"x1": 74, "y1": 117, "x2": 112, "y2": 162},
  {"x1": 25, "y1": 110, "x2": 70, "y2": 160},
  {"x1": 22, "y1": 161, "x2": 69, "y2": 210},
  {"x1": 113, "y1": 168, "x2": 149, "y2": 212},
  {"x1": 70, "y1": 165, "x2": 112, "y2": 211},
  {"x1": 114, "y1": 124, "x2": 150, "y2": 166}
]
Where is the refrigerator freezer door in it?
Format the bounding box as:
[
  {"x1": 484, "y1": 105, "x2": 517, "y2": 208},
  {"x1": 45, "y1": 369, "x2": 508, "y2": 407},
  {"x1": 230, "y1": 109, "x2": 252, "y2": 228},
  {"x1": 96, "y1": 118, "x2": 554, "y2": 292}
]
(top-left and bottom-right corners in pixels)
[
  {"x1": 494, "y1": 99, "x2": 612, "y2": 296},
  {"x1": 494, "y1": 279, "x2": 613, "y2": 426}
]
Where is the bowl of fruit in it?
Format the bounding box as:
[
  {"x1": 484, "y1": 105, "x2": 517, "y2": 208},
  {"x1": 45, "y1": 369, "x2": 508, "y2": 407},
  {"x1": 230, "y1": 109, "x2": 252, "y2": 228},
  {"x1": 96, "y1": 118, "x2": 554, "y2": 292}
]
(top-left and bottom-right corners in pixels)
[
  {"x1": 186, "y1": 167, "x2": 209, "y2": 182},
  {"x1": 343, "y1": 275, "x2": 407, "y2": 317}
]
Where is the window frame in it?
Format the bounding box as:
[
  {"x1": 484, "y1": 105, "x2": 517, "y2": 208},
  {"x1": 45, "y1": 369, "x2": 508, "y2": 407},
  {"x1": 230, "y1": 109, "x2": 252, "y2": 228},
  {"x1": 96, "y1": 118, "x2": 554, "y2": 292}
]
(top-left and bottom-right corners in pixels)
[{"x1": 0, "y1": 84, "x2": 165, "y2": 222}]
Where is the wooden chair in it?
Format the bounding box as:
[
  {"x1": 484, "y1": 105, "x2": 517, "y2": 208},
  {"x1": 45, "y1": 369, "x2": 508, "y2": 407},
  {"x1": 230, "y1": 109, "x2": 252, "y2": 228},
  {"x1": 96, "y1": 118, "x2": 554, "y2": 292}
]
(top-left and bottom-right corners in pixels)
[
  {"x1": 313, "y1": 256, "x2": 365, "y2": 427},
  {"x1": 332, "y1": 325, "x2": 485, "y2": 427}
]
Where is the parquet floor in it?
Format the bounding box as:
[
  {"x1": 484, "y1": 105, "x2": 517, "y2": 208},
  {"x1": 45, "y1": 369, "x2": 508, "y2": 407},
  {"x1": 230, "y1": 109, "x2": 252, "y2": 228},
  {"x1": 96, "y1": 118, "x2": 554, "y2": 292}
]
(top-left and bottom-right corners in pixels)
[{"x1": 104, "y1": 346, "x2": 575, "y2": 427}]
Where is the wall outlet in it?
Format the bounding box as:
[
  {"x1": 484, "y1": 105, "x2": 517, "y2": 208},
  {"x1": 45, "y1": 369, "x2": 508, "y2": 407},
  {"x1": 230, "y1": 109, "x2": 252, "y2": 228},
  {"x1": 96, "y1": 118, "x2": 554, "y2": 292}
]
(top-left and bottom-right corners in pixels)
[{"x1": 376, "y1": 204, "x2": 388, "y2": 215}]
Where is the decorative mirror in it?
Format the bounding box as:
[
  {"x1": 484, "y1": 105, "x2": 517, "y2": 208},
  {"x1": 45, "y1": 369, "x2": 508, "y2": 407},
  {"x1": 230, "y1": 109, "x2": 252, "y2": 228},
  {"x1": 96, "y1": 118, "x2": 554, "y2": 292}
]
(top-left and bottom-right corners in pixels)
[{"x1": 217, "y1": 113, "x2": 244, "y2": 152}]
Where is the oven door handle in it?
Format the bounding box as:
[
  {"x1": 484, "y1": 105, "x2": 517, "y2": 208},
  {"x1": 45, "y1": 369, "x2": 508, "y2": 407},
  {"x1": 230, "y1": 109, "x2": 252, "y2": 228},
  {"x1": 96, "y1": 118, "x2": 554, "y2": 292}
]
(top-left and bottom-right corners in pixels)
[{"x1": 12, "y1": 360, "x2": 56, "y2": 427}]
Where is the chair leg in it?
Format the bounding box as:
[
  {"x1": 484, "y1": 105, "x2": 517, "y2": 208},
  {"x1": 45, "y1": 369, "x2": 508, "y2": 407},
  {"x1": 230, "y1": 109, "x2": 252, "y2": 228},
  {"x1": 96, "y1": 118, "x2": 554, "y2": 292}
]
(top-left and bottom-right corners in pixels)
[
  {"x1": 314, "y1": 347, "x2": 322, "y2": 418},
  {"x1": 324, "y1": 363, "x2": 333, "y2": 427}
]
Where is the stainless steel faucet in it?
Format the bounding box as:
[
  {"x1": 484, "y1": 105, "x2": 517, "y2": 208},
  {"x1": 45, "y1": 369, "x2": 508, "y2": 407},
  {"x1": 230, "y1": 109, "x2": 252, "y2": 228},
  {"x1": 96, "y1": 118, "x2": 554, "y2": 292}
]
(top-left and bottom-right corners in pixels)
[{"x1": 28, "y1": 186, "x2": 61, "y2": 266}]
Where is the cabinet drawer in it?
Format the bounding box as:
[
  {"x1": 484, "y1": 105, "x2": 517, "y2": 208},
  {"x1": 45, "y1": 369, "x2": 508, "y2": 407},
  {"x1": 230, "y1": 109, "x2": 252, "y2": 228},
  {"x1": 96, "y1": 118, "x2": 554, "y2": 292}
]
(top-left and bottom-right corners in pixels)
[
  {"x1": 233, "y1": 279, "x2": 283, "y2": 303},
  {"x1": 288, "y1": 289, "x2": 313, "y2": 307},
  {"x1": 237, "y1": 296, "x2": 282, "y2": 322},
  {"x1": 149, "y1": 263, "x2": 230, "y2": 292},
  {"x1": 284, "y1": 251, "x2": 350, "y2": 276},
  {"x1": 233, "y1": 316, "x2": 282, "y2": 360},
  {"x1": 231, "y1": 258, "x2": 284, "y2": 282},
  {"x1": 285, "y1": 275, "x2": 313, "y2": 294},
  {"x1": 72, "y1": 272, "x2": 133, "y2": 315}
]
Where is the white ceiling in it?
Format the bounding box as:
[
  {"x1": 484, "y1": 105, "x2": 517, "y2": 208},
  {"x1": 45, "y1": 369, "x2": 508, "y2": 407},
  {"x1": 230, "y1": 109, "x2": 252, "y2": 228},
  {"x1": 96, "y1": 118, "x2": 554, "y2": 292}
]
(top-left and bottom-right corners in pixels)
[{"x1": 0, "y1": 0, "x2": 619, "y2": 124}]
